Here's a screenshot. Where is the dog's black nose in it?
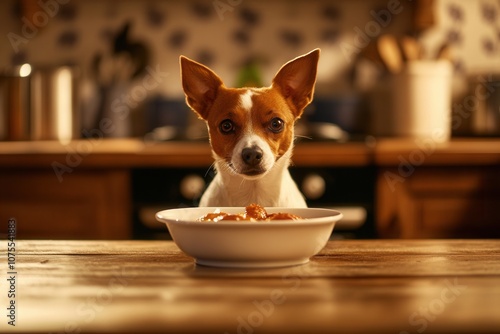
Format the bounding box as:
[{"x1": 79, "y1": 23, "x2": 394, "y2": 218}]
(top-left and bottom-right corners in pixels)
[{"x1": 241, "y1": 146, "x2": 263, "y2": 166}]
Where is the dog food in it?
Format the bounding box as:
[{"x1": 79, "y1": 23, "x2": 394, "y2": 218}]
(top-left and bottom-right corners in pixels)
[{"x1": 198, "y1": 204, "x2": 303, "y2": 222}]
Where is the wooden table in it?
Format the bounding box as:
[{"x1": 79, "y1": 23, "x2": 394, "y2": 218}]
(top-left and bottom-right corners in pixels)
[{"x1": 4, "y1": 239, "x2": 500, "y2": 333}]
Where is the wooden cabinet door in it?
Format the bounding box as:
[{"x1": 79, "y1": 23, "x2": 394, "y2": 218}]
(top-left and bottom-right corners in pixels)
[
  {"x1": 377, "y1": 166, "x2": 500, "y2": 238},
  {"x1": 0, "y1": 169, "x2": 131, "y2": 239}
]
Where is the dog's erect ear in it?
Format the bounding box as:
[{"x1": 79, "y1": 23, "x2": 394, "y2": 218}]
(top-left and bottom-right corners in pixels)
[
  {"x1": 272, "y1": 49, "x2": 320, "y2": 118},
  {"x1": 180, "y1": 56, "x2": 224, "y2": 120}
]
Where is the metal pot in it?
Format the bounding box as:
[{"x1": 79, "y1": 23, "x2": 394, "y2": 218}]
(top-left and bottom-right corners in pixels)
[
  {"x1": 0, "y1": 64, "x2": 80, "y2": 142},
  {"x1": 30, "y1": 65, "x2": 80, "y2": 142},
  {"x1": 0, "y1": 64, "x2": 32, "y2": 140}
]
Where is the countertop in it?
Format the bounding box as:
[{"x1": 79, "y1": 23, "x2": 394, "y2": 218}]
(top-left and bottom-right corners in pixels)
[
  {"x1": 0, "y1": 137, "x2": 499, "y2": 168},
  {"x1": 5, "y1": 239, "x2": 500, "y2": 333}
]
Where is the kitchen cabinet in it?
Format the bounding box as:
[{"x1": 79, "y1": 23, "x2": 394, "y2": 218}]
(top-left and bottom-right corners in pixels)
[
  {"x1": 0, "y1": 168, "x2": 131, "y2": 239},
  {"x1": 377, "y1": 166, "x2": 500, "y2": 238},
  {"x1": 0, "y1": 138, "x2": 499, "y2": 239},
  {"x1": 375, "y1": 139, "x2": 500, "y2": 238}
]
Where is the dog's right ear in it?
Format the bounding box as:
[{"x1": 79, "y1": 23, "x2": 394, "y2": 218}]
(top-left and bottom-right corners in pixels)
[{"x1": 180, "y1": 56, "x2": 224, "y2": 120}]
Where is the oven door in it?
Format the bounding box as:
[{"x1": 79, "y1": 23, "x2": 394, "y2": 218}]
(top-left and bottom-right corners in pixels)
[{"x1": 132, "y1": 166, "x2": 376, "y2": 239}]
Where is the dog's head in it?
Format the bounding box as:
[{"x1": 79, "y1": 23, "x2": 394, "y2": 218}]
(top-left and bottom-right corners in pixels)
[{"x1": 180, "y1": 49, "x2": 320, "y2": 179}]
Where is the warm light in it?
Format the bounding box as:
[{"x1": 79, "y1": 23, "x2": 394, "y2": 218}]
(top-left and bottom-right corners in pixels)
[
  {"x1": 19, "y1": 63, "x2": 31, "y2": 77},
  {"x1": 55, "y1": 67, "x2": 73, "y2": 144}
]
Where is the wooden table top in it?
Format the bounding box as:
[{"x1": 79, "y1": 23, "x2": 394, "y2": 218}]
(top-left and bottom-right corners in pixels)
[{"x1": 5, "y1": 239, "x2": 500, "y2": 334}]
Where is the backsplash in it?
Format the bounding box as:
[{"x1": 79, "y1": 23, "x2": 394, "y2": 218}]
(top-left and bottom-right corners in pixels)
[
  {"x1": 1, "y1": 0, "x2": 498, "y2": 98},
  {"x1": 0, "y1": 0, "x2": 499, "y2": 139}
]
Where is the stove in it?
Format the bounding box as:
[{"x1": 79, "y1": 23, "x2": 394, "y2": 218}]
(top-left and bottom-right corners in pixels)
[{"x1": 131, "y1": 160, "x2": 376, "y2": 239}]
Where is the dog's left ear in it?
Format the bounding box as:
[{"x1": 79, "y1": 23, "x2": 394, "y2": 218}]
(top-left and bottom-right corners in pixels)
[{"x1": 272, "y1": 49, "x2": 320, "y2": 118}]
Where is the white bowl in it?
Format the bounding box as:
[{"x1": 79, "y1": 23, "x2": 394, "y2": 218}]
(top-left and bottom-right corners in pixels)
[{"x1": 155, "y1": 207, "x2": 343, "y2": 268}]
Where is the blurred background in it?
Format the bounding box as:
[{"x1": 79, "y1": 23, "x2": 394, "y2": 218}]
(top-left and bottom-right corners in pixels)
[
  {"x1": 0, "y1": 0, "x2": 499, "y2": 138},
  {"x1": 0, "y1": 0, "x2": 499, "y2": 240}
]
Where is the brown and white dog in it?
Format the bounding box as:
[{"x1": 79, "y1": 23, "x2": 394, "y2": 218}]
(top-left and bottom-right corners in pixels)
[{"x1": 180, "y1": 49, "x2": 320, "y2": 207}]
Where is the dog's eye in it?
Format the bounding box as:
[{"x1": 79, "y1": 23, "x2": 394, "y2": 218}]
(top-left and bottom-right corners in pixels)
[
  {"x1": 219, "y1": 119, "x2": 235, "y2": 134},
  {"x1": 268, "y1": 117, "x2": 285, "y2": 133}
]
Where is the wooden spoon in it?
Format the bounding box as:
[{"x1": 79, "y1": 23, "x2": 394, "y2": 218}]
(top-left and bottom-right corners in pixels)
[
  {"x1": 400, "y1": 36, "x2": 422, "y2": 61},
  {"x1": 436, "y1": 43, "x2": 452, "y2": 61},
  {"x1": 377, "y1": 35, "x2": 403, "y2": 74}
]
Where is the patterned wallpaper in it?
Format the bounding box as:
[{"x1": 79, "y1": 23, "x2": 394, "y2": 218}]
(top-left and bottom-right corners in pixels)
[
  {"x1": 0, "y1": 0, "x2": 498, "y2": 137},
  {"x1": 1, "y1": 0, "x2": 498, "y2": 97},
  {"x1": 423, "y1": 0, "x2": 500, "y2": 74}
]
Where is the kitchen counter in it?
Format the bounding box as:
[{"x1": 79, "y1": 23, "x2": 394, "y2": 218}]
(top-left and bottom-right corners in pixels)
[
  {"x1": 6, "y1": 239, "x2": 500, "y2": 333},
  {"x1": 0, "y1": 137, "x2": 499, "y2": 168},
  {"x1": 1, "y1": 137, "x2": 499, "y2": 239}
]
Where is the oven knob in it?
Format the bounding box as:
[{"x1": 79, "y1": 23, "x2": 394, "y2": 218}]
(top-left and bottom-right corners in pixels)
[
  {"x1": 180, "y1": 174, "x2": 205, "y2": 200},
  {"x1": 301, "y1": 174, "x2": 326, "y2": 200}
]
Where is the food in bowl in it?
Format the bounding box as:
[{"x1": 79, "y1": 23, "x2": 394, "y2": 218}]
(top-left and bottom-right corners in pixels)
[{"x1": 198, "y1": 203, "x2": 303, "y2": 222}]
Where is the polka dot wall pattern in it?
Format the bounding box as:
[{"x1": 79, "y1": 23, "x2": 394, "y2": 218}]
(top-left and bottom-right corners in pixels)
[{"x1": 1, "y1": 0, "x2": 498, "y2": 98}]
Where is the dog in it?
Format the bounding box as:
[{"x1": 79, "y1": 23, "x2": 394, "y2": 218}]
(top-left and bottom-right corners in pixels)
[{"x1": 180, "y1": 49, "x2": 320, "y2": 207}]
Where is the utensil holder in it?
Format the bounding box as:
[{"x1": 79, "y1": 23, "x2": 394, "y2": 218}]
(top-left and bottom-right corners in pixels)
[{"x1": 391, "y1": 60, "x2": 453, "y2": 142}]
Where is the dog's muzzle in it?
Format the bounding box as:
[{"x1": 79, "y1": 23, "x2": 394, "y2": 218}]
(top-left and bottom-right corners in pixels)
[
  {"x1": 238, "y1": 146, "x2": 265, "y2": 176},
  {"x1": 227, "y1": 145, "x2": 266, "y2": 177},
  {"x1": 241, "y1": 146, "x2": 263, "y2": 167}
]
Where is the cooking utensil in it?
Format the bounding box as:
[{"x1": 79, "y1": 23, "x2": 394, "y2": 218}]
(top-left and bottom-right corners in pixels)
[
  {"x1": 113, "y1": 21, "x2": 150, "y2": 79},
  {"x1": 0, "y1": 64, "x2": 80, "y2": 142},
  {"x1": 436, "y1": 43, "x2": 452, "y2": 61},
  {"x1": 0, "y1": 64, "x2": 31, "y2": 140},
  {"x1": 377, "y1": 35, "x2": 403, "y2": 74},
  {"x1": 400, "y1": 36, "x2": 422, "y2": 61},
  {"x1": 30, "y1": 65, "x2": 80, "y2": 142}
]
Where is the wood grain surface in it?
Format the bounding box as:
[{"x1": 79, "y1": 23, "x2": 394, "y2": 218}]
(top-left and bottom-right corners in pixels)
[{"x1": 3, "y1": 239, "x2": 500, "y2": 334}]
